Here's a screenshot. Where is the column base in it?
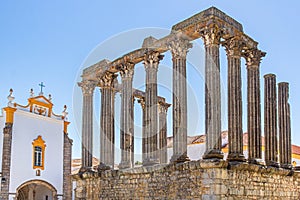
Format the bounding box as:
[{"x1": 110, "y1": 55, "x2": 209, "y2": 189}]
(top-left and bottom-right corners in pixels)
[
  {"x1": 97, "y1": 162, "x2": 112, "y2": 171},
  {"x1": 248, "y1": 158, "x2": 265, "y2": 165},
  {"x1": 203, "y1": 149, "x2": 224, "y2": 160},
  {"x1": 143, "y1": 158, "x2": 159, "y2": 166},
  {"x1": 79, "y1": 166, "x2": 94, "y2": 173},
  {"x1": 265, "y1": 160, "x2": 279, "y2": 168},
  {"x1": 170, "y1": 153, "x2": 190, "y2": 164},
  {"x1": 280, "y1": 163, "x2": 293, "y2": 170},
  {"x1": 119, "y1": 161, "x2": 132, "y2": 169},
  {"x1": 227, "y1": 153, "x2": 246, "y2": 162}
]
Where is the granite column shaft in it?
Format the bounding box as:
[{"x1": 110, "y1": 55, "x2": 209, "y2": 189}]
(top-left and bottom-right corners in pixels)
[
  {"x1": 168, "y1": 38, "x2": 191, "y2": 163},
  {"x1": 224, "y1": 37, "x2": 245, "y2": 162},
  {"x1": 143, "y1": 52, "x2": 163, "y2": 166},
  {"x1": 278, "y1": 82, "x2": 292, "y2": 169},
  {"x1": 264, "y1": 74, "x2": 278, "y2": 167},
  {"x1": 100, "y1": 72, "x2": 117, "y2": 168},
  {"x1": 78, "y1": 80, "x2": 96, "y2": 170},
  {"x1": 119, "y1": 63, "x2": 135, "y2": 169},
  {"x1": 244, "y1": 49, "x2": 265, "y2": 163},
  {"x1": 138, "y1": 98, "x2": 146, "y2": 163},
  {"x1": 201, "y1": 26, "x2": 223, "y2": 159},
  {"x1": 158, "y1": 102, "x2": 170, "y2": 164}
]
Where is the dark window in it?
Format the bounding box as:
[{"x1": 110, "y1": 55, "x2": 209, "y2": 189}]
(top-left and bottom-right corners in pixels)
[{"x1": 34, "y1": 146, "x2": 42, "y2": 166}]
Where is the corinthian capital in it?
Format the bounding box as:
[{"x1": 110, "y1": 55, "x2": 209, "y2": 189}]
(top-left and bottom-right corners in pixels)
[
  {"x1": 143, "y1": 51, "x2": 164, "y2": 70},
  {"x1": 137, "y1": 98, "x2": 145, "y2": 110},
  {"x1": 78, "y1": 80, "x2": 97, "y2": 96},
  {"x1": 223, "y1": 36, "x2": 245, "y2": 57},
  {"x1": 119, "y1": 62, "x2": 135, "y2": 79},
  {"x1": 200, "y1": 24, "x2": 223, "y2": 47},
  {"x1": 168, "y1": 38, "x2": 192, "y2": 59},
  {"x1": 99, "y1": 72, "x2": 117, "y2": 89},
  {"x1": 158, "y1": 102, "x2": 171, "y2": 114},
  {"x1": 243, "y1": 49, "x2": 266, "y2": 67}
]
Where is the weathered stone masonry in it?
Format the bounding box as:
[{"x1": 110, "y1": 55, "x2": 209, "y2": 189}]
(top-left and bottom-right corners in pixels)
[
  {"x1": 0, "y1": 123, "x2": 14, "y2": 200},
  {"x1": 74, "y1": 160, "x2": 300, "y2": 199},
  {"x1": 63, "y1": 132, "x2": 73, "y2": 200}
]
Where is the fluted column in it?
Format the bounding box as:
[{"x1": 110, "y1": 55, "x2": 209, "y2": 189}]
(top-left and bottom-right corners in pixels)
[
  {"x1": 99, "y1": 72, "x2": 117, "y2": 169},
  {"x1": 119, "y1": 62, "x2": 135, "y2": 169},
  {"x1": 131, "y1": 97, "x2": 135, "y2": 167},
  {"x1": 264, "y1": 74, "x2": 279, "y2": 167},
  {"x1": 138, "y1": 98, "x2": 146, "y2": 163},
  {"x1": 168, "y1": 37, "x2": 192, "y2": 163},
  {"x1": 244, "y1": 49, "x2": 266, "y2": 163},
  {"x1": 201, "y1": 25, "x2": 223, "y2": 159},
  {"x1": 278, "y1": 82, "x2": 292, "y2": 169},
  {"x1": 143, "y1": 51, "x2": 163, "y2": 166},
  {"x1": 158, "y1": 102, "x2": 171, "y2": 164},
  {"x1": 78, "y1": 80, "x2": 96, "y2": 171},
  {"x1": 223, "y1": 36, "x2": 245, "y2": 162}
]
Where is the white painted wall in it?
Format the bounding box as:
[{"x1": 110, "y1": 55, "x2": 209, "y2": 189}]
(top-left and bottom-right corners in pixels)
[{"x1": 8, "y1": 109, "x2": 64, "y2": 199}]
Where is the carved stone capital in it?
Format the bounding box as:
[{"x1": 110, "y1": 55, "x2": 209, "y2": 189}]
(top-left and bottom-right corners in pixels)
[
  {"x1": 243, "y1": 49, "x2": 266, "y2": 67},
  {"x1": 119, "y1": 62, "x2": 135, "y2": 79},
  {"x1": 168, "y1": 38, "x2": 192, "y2": 59},
  {"x1": 223, "y1": 36, "x2": 245, "y2": 57},
  {"x1": 158, "y1": 102, "x2": 171, "y2": 114},
  {"x1": 137, "y1": 98, "x2": 145, "y2": 110},
  {"x1": 143, "y1": 51, "x2": 164, "y2": 70},
  {"x1": 99, "y1": 72, "x2": 117, "y2": 89},
  {"x1": 200, "y1": 25, "x2": 223, "y2": 47},
  {"x1": 78, "y1": 80, "x2": 97, "y2": 96}
]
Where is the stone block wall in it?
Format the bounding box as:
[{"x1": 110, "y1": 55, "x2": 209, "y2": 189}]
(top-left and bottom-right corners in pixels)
[
  {"x1": 63, "y1": 133, "x2": 73, "y2": 200},
  {"x1": 73, "y1": 160, "x2": 300, "y2": 199}
]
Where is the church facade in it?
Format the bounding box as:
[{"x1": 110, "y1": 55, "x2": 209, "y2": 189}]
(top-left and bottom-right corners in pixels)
[{"x1": 0, "y1": 89, "x2": 72, "y2": 200}]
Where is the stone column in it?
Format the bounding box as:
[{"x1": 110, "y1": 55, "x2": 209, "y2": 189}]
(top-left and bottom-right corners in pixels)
[
  {"x1": 168, "y1": 37, "x2": 192, "y2": 163},
  {"x1": 99, "y1": 72, "x2": 117, "y2": 169},
  {"x1": 78, "y1": 80, "x2": 96, "y2": 171},
  {"x1": 278, "y1": 82, "x2": 292, "y2": 169},
  {"x1": 244, "y1": 49, "x2": 266, "y2": 163},
  {"x1": 131, "y1": 97, "x2": 135, "y2": 167},
  {"x1": 119, "y1": 62, "x2": 135, "y2": 169},
  {"x1": 143, "y1": 51, "x2": 163, "y2": 166},
  {"x1": 264, "y1": 74, "x2": 279, "y2": 167},
  {"x1": 158, "y1": 102, "x2": 171, "y2": 164},
  {"x1": 137, "y1": 98, "x2": 146, "y2": 163},
  {"x1": 201, "y1": 25, "x2": 224, "y2": 159},
  {"x1": 223, "y1": 36, "x2": 245, "y2": 162}
]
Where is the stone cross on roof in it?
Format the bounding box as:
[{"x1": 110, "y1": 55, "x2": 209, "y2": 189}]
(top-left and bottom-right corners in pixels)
[{"x1": 39, "y1": 82, "x2": 45, "y2": 96}]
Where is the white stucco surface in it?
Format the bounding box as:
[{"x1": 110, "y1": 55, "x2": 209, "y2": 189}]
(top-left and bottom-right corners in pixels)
[{"x1": 2, "y1": 109, "x2": 64, "y2": 199}]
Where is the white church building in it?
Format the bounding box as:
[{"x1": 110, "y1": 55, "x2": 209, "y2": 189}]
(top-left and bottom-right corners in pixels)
[{"x1": 0, "y1": 88, "x2": 72, "y2": 200}]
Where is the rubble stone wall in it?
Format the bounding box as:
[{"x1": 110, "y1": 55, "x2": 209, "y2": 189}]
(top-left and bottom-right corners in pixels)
[{"x1": 74, "y1": 160, "x2": 300, "y2": 200}]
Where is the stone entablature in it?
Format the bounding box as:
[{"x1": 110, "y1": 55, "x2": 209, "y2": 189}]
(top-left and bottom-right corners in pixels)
[
  {"x1": 172, "y1": 6, "x2": 243, "y2": 33},
  {"x1": 80, "y1": 8, "x2": 258, "y2": 83}
]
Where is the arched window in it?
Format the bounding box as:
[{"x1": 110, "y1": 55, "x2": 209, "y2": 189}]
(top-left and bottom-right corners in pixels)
[{"x1": 32, "y1": 136, "x2": 46, "y2": 170}]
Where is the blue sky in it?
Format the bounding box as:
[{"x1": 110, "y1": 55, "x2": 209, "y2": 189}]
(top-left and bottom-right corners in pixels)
[{"x1": 1, "y1": 1, "x2": 300, "y2": 160}]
